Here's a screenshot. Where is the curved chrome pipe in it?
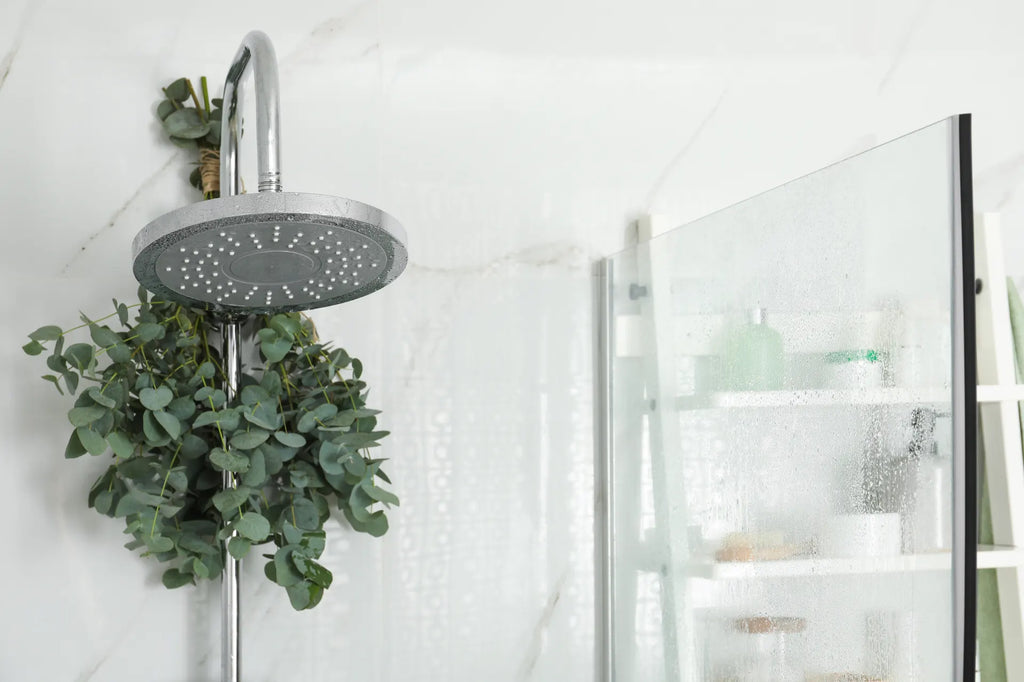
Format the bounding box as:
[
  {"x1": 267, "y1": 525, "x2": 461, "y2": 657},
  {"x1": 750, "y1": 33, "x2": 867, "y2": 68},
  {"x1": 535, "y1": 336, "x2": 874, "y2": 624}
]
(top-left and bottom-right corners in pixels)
[{"x1": 220, "y1": 30, "x2": 282, "y2": 195}]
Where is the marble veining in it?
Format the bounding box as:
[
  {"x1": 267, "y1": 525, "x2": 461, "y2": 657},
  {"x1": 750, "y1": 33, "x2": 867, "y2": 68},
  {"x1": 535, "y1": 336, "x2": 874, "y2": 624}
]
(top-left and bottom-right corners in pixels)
[
  {"x1": 877, "y1": 0, "x2": 935, "y2": 93},
  {"x1": 60, "y1": 153, "x2": 179, "y2": 274},
  {"x1": 518, "y1": 570, "x2": 570, "y2": 681},
  {"x1": 644, "y1": 89, "x2": 728, "y2": 212}
]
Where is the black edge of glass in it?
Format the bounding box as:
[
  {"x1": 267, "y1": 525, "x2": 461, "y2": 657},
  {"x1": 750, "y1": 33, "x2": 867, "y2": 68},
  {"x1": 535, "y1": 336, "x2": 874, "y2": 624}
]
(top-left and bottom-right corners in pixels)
[{"x1": 957, "y1": 112, "x2": 978, "y2": 682}]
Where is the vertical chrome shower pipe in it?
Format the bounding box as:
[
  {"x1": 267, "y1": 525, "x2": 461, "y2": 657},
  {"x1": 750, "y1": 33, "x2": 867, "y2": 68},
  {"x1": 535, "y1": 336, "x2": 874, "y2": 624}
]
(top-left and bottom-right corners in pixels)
[
  {"x1": 221, "y1": 321, "x2": 242, "y2": 682},
  {"x1": 218, "y1": 30, "x2": 284, "y2": 682}
]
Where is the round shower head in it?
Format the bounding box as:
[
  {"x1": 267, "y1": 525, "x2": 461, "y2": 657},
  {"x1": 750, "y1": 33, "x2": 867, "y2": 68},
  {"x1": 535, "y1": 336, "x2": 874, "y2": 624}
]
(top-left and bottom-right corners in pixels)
[{"x1": 132, "y1": 191, "x2": 407, "y2": 315}]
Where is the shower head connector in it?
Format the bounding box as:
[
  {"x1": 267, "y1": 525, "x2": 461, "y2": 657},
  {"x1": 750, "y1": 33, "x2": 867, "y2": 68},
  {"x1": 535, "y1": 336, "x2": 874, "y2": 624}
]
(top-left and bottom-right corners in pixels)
[{"x1": 131, "y1": 31, "x2": 407, "y2": 315}]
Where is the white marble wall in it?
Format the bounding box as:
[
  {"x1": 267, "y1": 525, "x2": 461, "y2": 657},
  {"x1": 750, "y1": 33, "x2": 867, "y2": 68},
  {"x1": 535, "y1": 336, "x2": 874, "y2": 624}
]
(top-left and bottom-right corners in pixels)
[{"x1": 3, "y1": 0, "x2": 1024, "y2": 680}]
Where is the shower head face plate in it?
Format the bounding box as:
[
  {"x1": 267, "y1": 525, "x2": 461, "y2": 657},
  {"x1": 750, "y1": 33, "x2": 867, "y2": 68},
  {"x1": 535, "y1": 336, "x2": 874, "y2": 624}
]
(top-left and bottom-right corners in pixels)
[{"x1": 132, "y1": 192, "x2": 407, "y2": 314}]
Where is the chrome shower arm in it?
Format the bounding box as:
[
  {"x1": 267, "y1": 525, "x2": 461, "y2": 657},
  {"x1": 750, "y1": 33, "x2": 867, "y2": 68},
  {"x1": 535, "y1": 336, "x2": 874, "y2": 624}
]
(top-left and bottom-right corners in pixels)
[{"x1": 220, "y1": 30, "x2": 282, "y2": 195}]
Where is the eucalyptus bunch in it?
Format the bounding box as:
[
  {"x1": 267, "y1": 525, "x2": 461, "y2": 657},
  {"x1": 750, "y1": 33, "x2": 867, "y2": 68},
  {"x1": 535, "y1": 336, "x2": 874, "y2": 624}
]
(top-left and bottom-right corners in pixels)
[
  {"x1": 156, "y1": 76, "x2": 225, "y2": 198},
  {"x1": 23, "y1": 290, "x2": 398, "y2": 610}
]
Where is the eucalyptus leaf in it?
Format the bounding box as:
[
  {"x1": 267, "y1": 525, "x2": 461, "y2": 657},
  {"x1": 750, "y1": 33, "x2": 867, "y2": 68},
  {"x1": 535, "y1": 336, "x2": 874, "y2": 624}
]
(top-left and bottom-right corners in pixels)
[
  {"x1": 282, "y1": 523, "x2": 303, "y2": 546},
  {"x1": 290, "y1": 498, "x2": 320, "y2": 531},
  {"x1": 153, "y1": 410, "x2": 182, "y2": 440},
  {"x1": 157, "y1": 98, "x2": 177, "y2": 120},
  {"x1": 86, "y1": 387, "x2": 116, "y2": 409},
  {"x1": 64, "y1": 343, "x2": 93, "y2": 370},
  {"x1": 241, "y1": 385, "x2": 269, "y2": 406},
  {"x1": 29, "y1": 325, "x2": 62, "y2": 341},
  {"x1": 192, "y1": 557, "x2": 210, "y2": 579},
  {"x1": 76, "y1": 427, "x2": 107, "y2": 456},
  {"x1": 134, "y1": 322, "x2": 165, "y2": 342},
  {"x1": 42, "y1": 374, "x2": 64, "y2": 395},
  {"x1": 261, "y1": 337, "x2": 291, "y2": 363},
  {"x1": 180, "y1": 433, "x2": 209, "y2": 460},
  {"x1": 107, "y1": 431, "x2": 134, "y2": 459},
  {"x1": 68, "y1": 406, "x2": 106, "y2": 426},
  {"x1": 275, "y1": 431, "x2": 306, "y2": 448},
  {"x1": 22, "y1": 340, "x2": 44, "y2": 355},
  {"x1": 234, "y1": 512, "x2": 270, "y2": 542},
  {"x1": 140, "y1": 386, "x2": 173, "y2": 410},
  {"x1": 162, "y1": 568, "x2": 193, "y2": 589},
  {"x1": 163, "y1": 108, "x2": 211, "y2": 139},
  {"x1": 212, "y1": 486, "x2": 251, "y2": 514},
  {"x1": 210, "y1": 448, "x2": 250, "y2": 473},
  {"x1": 241, "y1": 449, "x2": 267, "y2": 488},
  {"x1": 273, "y1": 548, "x2": 302, "y2": 586},
  {"x1": 89, "y1": 325, "x2": 121, "y2": 348},
  {"x1": 164, "y1": 77, "x2": 190, "y2": 102},
  {"x1": 64, "y1": 430, "x2": 87, "y2": 459},
  {"x1": 230, "y1": 430, "x2": 269, "y2": 450},
  {"x1": 106, "y1": 342, "x2": 132, "y2": 363},
  {"x1": 227, "y1": 536, "x2": 251, "y2": 560},
  {"x1": 168, "y1": 396, "x2": 196, "y2": 421},
  {"x1": 301, "y1": 560, "x2": 333, "y2": 589},
  {"x1": 361, "y1": 483, "x2": 400, "y2": 507}
]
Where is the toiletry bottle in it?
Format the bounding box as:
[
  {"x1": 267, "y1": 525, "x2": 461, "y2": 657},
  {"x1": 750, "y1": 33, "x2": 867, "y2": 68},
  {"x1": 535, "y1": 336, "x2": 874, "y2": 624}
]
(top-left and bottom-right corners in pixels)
[
  {"x1": 723, "y1": 307, "x2": 784, "y2": 390},
  {"x1": 912, "y1": 412, "x2": 952, "y2": 551}
]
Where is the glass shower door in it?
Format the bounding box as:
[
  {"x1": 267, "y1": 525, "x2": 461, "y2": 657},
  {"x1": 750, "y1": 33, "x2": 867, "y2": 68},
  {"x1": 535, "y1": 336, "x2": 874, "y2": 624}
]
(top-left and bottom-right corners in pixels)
[{"x1": 599, "y1": 116, "x2": 976, "y2": 681}]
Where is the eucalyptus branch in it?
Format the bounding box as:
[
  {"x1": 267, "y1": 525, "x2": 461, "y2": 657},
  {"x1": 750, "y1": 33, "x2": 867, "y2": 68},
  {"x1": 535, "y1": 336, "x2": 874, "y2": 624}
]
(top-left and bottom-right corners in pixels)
[{"x1": 23, "y1": 287, "x2": 396, "y2": 609}]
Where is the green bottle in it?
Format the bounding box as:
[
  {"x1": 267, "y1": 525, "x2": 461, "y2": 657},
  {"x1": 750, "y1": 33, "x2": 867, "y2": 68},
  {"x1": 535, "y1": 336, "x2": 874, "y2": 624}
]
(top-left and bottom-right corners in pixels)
[{"x1": 723, "y1": 307, "x2": 784, "y2": 391}]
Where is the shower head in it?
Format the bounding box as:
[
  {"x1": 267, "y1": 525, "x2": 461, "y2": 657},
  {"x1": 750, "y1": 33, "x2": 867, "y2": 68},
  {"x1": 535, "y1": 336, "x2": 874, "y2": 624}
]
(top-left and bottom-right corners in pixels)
[
  {"x1": 132, "y1": 192, "x2": 406, "y2": 314},
  {"x1": 131, "y1": 31, "x2": 407, "y2": 315}
]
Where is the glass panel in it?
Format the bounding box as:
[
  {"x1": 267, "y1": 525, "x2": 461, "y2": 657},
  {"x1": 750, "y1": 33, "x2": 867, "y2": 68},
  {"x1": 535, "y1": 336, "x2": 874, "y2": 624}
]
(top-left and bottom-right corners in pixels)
[{"x1": 608, "y1": 118, "x2": 964, "y2": 681}]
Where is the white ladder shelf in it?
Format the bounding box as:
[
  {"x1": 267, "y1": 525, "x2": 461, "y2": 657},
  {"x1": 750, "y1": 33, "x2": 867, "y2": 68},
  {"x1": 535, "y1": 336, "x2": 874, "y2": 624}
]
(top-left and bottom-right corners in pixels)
[{"x1": 974, "y1": 212, "x2": 1024, "y2": 679}]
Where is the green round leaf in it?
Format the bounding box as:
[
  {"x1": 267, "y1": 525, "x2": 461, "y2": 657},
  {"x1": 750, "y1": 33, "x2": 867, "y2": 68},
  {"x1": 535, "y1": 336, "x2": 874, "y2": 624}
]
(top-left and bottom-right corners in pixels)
[
  {"x1": 212, "y1": 486, "x2": 250, "y2": 514},
  {"x1": 134, "y1": 322, "x2": 165, "y2": 342},
  {"x1": 106, "y1": 431, "x2": 133, "y2": 458},
  {"x1": 68, "y1": 406, "x2": 106, "y2": 427},
  {"x1": 275, "y1": 431, "x2": 306, "y2": 448},
  {"x1": 260, "y1": 337, "x2": 292, "y2": 364},
  {"x1": 157, "y1": 98, "x2": 177, "y2": 120},
  {"x1": 230, "y1": 430, "x2": 269, "y2": 450},
  {"x1": 153, "y1": 410, "x2": 182, "y2": 439},
  {"x1": 89, "y1": 324, "x2": 121, "y2": 348},
  {"x1": 86, "y1": 387, "x2": 116, "y2": 409},
  {"x1": 63, "y1": 343, "x2": 93, "y2": 369},
  {"x1": 29, "y1": 325, "x2": 62, "y2": 341},
  {"x1": 65, "y1": 430, "x2": 87, "y2": 459},
  {"x1": 210, "y1": 448, "x2": 250, "y2": 473},
  {"x1": 162, "y1": 108, "x2": 211, "y2": 140},
  {"x1": 162, "y1": 568, "x2": 193, "y2": 589},
  {"x1": 233, "y1": 512, "x2": 270, "y2": 542},
  {"x1": 164, "y1": 77, "x2": 190, "y2": 102},
  {"x1": 227, "y1": 536, "x2": 250, "y2": 560},
  {"x1": 140, "y1": 386, "x2": 173, "y2": 410},
  {"x1": 76, "y1": 427, "x2": 107, "y2": 456}
]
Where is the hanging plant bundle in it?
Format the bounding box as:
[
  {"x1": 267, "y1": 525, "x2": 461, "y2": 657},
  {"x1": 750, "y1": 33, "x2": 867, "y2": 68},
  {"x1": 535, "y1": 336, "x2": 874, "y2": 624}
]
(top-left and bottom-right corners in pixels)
[
  {"x1": 156, "y1": 76, "x2": 224, "y2": 199},
  {"x1": 22, "y1": 74, "x2": 400, "y2": 610},
  {"x1": 23, "y1": 291, "x2": 398, "y2": 610}
]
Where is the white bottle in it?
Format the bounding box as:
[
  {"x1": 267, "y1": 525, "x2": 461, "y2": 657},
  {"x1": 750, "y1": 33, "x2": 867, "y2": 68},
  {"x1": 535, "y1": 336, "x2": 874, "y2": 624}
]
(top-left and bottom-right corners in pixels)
[{"x1": 912, "y1": 416, "x2": 952, "y2": 552}]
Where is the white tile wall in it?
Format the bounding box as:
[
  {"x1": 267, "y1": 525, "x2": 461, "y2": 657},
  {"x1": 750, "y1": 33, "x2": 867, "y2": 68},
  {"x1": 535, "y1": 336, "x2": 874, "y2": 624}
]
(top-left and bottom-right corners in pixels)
[{"x1": 2, "y1": 0, "x2": 1024, "y2": 679}]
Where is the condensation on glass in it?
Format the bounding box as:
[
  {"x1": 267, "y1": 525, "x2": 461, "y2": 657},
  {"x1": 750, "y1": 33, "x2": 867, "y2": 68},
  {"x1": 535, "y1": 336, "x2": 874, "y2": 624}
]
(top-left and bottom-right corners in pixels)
[{"x1": 604, "y1": 118, "x2": 970, "y2": 681}]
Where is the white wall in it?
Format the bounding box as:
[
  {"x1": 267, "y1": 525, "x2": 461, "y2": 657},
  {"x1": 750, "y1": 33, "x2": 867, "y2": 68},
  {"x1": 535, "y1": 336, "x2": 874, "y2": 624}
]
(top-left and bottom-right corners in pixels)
[{"x1": 2, "y1": 1, "x2": 1024, "y2": 680}]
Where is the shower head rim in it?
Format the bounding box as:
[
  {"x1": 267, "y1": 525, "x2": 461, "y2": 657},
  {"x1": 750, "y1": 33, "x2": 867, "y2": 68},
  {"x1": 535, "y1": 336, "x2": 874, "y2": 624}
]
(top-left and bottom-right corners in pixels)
[{"x1": 132, "y1": 191, "x2": 407, "y2": 315}]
